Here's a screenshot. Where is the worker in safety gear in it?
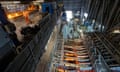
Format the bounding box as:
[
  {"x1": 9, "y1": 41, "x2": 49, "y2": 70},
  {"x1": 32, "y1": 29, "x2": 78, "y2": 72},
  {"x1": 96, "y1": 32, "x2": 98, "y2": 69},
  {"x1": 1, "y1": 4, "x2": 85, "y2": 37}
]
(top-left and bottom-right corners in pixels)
[
  {"x1": 62, "y1": 21, "x2": 71, "y2": 41},
  {"x1": 23, "y1": 10, "x2": 32, "y2": 25}
]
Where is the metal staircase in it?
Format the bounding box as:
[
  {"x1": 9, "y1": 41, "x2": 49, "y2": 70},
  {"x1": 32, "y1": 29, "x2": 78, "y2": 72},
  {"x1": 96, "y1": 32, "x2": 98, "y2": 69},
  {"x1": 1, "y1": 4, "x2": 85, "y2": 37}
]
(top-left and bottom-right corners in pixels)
[{"x1": 89, "y1": 32, "x2": 120, "y2": 72}]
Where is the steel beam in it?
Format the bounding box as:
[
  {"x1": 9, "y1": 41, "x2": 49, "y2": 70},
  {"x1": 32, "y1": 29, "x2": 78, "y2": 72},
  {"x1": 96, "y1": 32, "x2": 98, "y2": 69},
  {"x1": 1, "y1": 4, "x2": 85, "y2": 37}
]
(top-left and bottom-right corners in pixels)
[{"x1": 106, "y1": 0, "x2": 119, "y2": 31}]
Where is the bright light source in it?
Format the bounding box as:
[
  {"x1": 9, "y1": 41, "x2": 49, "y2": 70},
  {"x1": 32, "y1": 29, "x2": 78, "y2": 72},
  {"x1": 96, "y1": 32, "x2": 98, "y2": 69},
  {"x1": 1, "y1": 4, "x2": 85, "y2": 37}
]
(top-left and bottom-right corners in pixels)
[
  {"x1": 98, "y1": 24, "x2": 101, "y2": 28},
  {"x1": 66, "y1": 11, "x2": 73, "y2": 21},
  {"x1": 92, "y1": 19, "x2": 95, "y2": 23},
  {"x1": 80, "y1": 29, "x2": 84, "y2": 39},
  {"x1": 113, "y1": 30, "x2": 120, "y2": 33},
  {"x1": 80, "y1": 29, "x2": 83, "y2": 32},
  {"x1": 84, "y1": 13, "x2": 88, "y2": 18},
  {"x1": 13, "y1": 1, "x2": 20, "y2": 3},
  {"x1": 8, "y1": 15, "x2": 12, "y2": 19},
  {"x1": 83, "y1": 18, "x2": 85, "y2": 22},
  {"x1": 32, "y1": 0, "x2": 44, "y2": 2},
  {"x1": 1, "y1": 1, "x2": 20, "y2": 4},
  {"x1": 102, "y1": 26, "x2": 104, "y2": 30}
]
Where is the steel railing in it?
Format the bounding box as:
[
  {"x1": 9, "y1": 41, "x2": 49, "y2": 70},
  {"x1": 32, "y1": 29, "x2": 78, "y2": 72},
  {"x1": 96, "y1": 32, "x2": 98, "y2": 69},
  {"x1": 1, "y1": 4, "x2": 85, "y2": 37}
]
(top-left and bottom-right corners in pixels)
[
  {"x1": 94, "y1": 33, "x2": 120, "y2": 65},
  {"x1": 4, "y1": 13, "x2": 56, "y2": 72},
  {"x1": 94, "y1": 49, "x2": 111, "y2": 72},
  {"x1": 85, "y1": 33, "x2": 111, "y2": 72}
]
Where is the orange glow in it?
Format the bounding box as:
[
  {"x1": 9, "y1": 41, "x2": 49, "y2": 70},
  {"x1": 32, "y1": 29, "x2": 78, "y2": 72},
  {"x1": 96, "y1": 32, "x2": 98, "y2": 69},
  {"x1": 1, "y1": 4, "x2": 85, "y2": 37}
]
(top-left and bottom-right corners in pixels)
[
  {"x1": 7, "y1": 5, "x2": 37, "y2": 19},
  {"x1": 57, "y1": 68, "x2": 64, "y2": 72},
  {"x1": 65, "y1": 53, "x2": 75, "y2": 56},
  {"x1": 15, "y1": 13, "x2": 19, "y2": 16},
  {"x1": 7, "y1": 12, "x2": 23, "y2": 19},
  {"x1": 27, "y1": 5, "x2": 37, "y2": 11},
  {"x1": 64, "y1": 45, "x2": 74, "y2": 48},
  {"x1": 64, "y1": 57, "x2": 75, "y2": 61},
  {"x1": 8, "y1": 14, "x2": 13, "y2": 19},
  {"x1": 7, "y1": 10, "x2": 32, "y2": 19}
]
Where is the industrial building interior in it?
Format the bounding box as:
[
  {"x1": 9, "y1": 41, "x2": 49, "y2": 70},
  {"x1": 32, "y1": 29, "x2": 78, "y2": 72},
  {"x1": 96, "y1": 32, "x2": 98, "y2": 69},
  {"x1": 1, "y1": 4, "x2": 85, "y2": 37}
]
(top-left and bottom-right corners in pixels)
[{"x1": 0, "y1": 0, "x2": 120, "y2": 72}]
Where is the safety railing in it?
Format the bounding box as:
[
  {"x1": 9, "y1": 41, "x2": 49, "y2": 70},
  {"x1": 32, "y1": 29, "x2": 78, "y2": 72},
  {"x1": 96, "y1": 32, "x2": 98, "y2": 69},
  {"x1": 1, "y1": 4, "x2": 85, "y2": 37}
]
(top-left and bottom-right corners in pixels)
[
  {"x1": 85, "y1": 34, "x2": 111, "y2": 72},
  {"x1": 48, "y1": 36, "x2": 64, "y2": 72},
  {"x1": 94, "y1": 49, "x2": 111, "y2": 72},
  {"x1": 4, "y1": 13, "x2": 56, "y2": 72},
  {"x1": 94, "y1": 33, "x2": 120, "y2": 65}
]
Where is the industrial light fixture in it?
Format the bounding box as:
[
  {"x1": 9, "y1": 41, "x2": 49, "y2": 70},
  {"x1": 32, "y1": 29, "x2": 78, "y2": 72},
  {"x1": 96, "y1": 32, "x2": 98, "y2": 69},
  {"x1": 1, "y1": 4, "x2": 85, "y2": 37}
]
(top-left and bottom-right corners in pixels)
[
  {"x1": 102, "y1": 26, "x2": 104, "y2": 29},
  {"x1": 92, "y1": 19, "x2": 95, "y2": 24},
  {"x1": 66, "y1": 11, "x2": 73, "y2": 21},
  {"x1": 32, "y1": 1, "x2": 44, "y2": 2},
  {"x1": 0, "y1": 1, "x2": 20, "y2": 4},
  {"x1": 113, "y1": 30, "x2": 120, "y2": 33},
  {"x1": 84, "y1": 13, "x2": 88, "y2": 18},
  {"x1": 13, "y1": 1, "x2": 21, "y2": 3},
  {"x1": 98, "y1": 24, "x2": 101, "y2": 28},
  {"x1": 82, "y1": 18, "x2": 85, "y2": 22}
]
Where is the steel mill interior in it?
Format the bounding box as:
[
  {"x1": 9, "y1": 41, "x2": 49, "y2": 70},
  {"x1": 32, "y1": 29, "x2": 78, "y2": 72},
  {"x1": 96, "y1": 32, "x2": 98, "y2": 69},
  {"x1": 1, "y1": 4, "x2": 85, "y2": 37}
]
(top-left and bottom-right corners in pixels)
[{"x1": 0, "y1": 0, "x2": 120, "y2": 72}]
